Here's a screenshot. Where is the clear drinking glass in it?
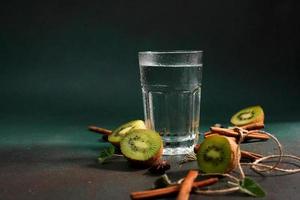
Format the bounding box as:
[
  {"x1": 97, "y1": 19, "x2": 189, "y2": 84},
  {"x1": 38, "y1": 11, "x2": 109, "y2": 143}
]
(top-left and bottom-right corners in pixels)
[{"x1": 138, "y1": 51, "x2": 203, "y2": 155}]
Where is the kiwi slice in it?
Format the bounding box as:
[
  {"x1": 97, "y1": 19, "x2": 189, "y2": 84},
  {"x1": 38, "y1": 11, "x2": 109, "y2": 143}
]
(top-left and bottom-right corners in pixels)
[
  {"x1": 120, "y1": 129, "x2": 163, "y2": 167},
  {"x1": 197, "y1": 135, "x2": 240, "y2": 173},
  {"x1": 230, "y1": 105, "x2": 264, "y2": 126},
  {"x1": 108, "y1": 120, "x2": 146, "y2": 146}
]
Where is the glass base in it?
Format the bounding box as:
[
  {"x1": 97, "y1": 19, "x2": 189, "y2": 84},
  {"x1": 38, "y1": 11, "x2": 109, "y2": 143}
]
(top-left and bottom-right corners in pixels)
[
  {"x1": 163, "y1": 145, "x2": 195, "y2": 155},
  {"x1": 162, "y1": 134, "x2": 197, "y2": 155}
]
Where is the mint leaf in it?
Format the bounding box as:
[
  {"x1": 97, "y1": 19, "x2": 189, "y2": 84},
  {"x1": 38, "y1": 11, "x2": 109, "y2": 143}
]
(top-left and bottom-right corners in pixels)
[
  {"x1": 98, "y1": 145, "x2": 115, "y2": 164},
  {"x1": 239, "y1": 177, "x2": 266, "y2": 197}
]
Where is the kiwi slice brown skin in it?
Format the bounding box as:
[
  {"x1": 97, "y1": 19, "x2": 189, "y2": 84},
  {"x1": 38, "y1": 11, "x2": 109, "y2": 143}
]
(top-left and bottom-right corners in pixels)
[
  {"x1": 230, "y1": 105, "x2": 264, "y2": 126},
  {"x1": 197, "y1": 134, "x2": 240, "y2": 174},
  {"x1": 108, "y1": 120, "x2": 146, "y2": 147},
  {"x1": 120, "y1": 129, "x2": 163, "y2": 168},
  {"x1": 128, "y1": 146, "x2": 163, "y2": 168}
]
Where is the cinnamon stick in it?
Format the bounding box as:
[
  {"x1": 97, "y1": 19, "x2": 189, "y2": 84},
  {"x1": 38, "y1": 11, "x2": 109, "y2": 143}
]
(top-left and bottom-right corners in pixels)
[
  {"x1": 243, "y1": 151, "x2": 263, "y2": 159},
  {"x1": 88, "y1": 126, "x2": 112, "y2": 135},
  {"x1": 177, "y1": 170, "x2": 199, "y2": 200},
  {"x1": 209, "y1": 127, "x2": 270, "y2": 140},
  {"x1": 130, "y1": 177, "x2": 218, "y2": 200},
  {"x1": 241, "y1": 150, "x2": 263, "y2": 161},
  {"x1": 240, "y1": 122, "x2": 265, "y2": 130}
]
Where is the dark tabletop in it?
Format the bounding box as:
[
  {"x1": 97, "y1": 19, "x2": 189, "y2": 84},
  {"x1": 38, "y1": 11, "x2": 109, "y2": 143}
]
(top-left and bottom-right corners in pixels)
[{"x1": 0, "y1": 116, "x2": 299, "y2": 200}]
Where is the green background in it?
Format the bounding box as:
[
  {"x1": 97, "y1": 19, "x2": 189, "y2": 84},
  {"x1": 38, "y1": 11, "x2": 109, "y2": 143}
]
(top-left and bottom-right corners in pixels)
[{"x1": 1, "y1": 0, "x2": 299, "y2": 126}]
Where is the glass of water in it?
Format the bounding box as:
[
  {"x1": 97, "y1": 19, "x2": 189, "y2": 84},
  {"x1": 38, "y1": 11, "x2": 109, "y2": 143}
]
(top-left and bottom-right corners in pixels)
[{"x1": 138, "y1": 51, "x2": 203, "y2": 155}]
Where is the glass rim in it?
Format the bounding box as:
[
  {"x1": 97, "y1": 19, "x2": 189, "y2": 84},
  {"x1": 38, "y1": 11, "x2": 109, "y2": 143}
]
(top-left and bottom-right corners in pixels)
[{"x1": 139, "y1": 50, "x2": 203, "y2": 55}]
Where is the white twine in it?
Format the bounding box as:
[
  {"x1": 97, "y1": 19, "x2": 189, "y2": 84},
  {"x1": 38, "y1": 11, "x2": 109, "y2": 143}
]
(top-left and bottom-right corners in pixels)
[
  {"x1": 194, "y1": 173, "x2": 240, "y2": 195},
  {"x1": 184, "y1": 127, "x2": 300, "y2": 195},
  {"x1": 235, "y1": 128, "x2": 300, "y2": 174}
]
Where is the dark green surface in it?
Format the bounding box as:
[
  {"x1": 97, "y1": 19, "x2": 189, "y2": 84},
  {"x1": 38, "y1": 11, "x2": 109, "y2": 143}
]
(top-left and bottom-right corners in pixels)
[
  {"x1": 1, "y1": 0, "x2": 300, "y2": 122},
  {"x1": 0, "y1": 117, "x2": 299, "y2": 200}
]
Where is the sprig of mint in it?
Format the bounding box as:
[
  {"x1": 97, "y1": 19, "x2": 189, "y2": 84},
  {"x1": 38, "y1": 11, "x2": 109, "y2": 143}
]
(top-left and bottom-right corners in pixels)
[
  {"x1": 98, "y1": 145, "x2": 115, "y2": 164},
  {"x1": 239, "y1": 177, "x2": 266, "y2": 197}
]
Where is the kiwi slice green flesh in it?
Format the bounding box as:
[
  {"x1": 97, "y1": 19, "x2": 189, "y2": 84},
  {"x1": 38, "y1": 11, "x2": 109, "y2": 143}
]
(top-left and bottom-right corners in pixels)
[
  {"x1": 120, "y1": 129, "x2": 162, "y2": 162},
  {"x1": 230, "y1": 105, "x2": 264, "y2": 126},
  {"x1": 108, "y1": 120, "x2": 146, "y2": 145},
  {"x1": 197, "y1": 135, "x2": 233, "y2": 173}
]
